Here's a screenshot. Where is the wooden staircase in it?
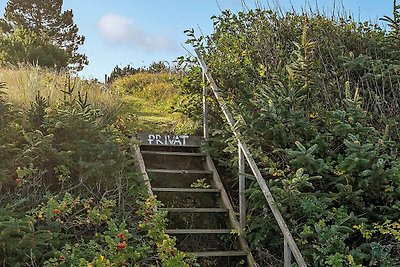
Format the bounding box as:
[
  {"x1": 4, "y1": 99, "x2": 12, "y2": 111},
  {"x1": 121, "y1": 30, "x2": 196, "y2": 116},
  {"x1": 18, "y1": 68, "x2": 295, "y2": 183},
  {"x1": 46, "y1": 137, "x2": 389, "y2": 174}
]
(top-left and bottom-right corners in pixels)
[{"x1": 133, "y1": 133, "x2": 256, "y2": 266}]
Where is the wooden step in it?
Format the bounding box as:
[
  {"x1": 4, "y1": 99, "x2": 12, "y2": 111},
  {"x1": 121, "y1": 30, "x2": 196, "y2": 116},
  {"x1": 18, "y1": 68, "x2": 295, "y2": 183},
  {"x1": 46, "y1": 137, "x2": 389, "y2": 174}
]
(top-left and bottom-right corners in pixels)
[
  {"x1": 153, "y1": 188, "x2": 220, "y2": 193},
  {"x1": 165, "y1": 229, "x2": 233, "y2": 234},
  {"x1": 159, "y1": 208, "x2": 228, "y2": 213},
  {"x1": 141, "y1": 151, "x2": 206, "y2": 157},
  {"x1": 147, "y1": 169, "x2": 213, "y2": 175},
  {"x1": 187, "y1": 250, "x2": 247, "y2": 257}
]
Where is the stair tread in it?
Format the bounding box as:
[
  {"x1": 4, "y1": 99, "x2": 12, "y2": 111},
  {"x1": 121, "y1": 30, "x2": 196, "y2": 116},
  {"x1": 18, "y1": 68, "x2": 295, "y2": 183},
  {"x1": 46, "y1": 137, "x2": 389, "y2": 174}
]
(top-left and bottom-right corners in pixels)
[
  {"x1": 153, "y1": 187, "x2": 220, "y2": 193},
  {"x1": 141, "y1": 151, "x2": 206, "y2": 157},
  {"x1": 187, "y1": 250, "x2": 247, "y2": 257},
  {"x1": 147, "y1": 169, "x2": 213, "y2": 174},
  {"x1": 159, "y1": 207, "x2": 228, "y2": 213},
  {"x1": 165, "y1": 229, "x2": 234, "y2": 234}
]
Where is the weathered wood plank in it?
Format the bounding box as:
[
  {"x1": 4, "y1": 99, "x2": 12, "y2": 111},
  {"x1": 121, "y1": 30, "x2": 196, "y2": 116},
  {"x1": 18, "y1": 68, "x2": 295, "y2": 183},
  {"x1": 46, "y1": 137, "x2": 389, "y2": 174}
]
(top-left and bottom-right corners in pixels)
[
  {"x1": 159, "y1": 208, "x2": 228, "y2": 213},
  {"x1": 131, "y1": 140, "x2": 153, "y2": 197},
  {"x1": 284, "y1": 239, "x2": 292, "y2": 267},
  {"x1": 188, "y1": 251, "x2": 247, "y2": 257},
  {"x1": 203, "y1": 71, "x2": 209, "y2": 140},
  {"x1": 165, "y1": 229, "x2": 232, "y2": 234},
  {"x1": 153, "y1": 188, "x2": 220, "y2": 193},
  {"x1": 141, "y1": 151, "x2": 206, "y2": 157},
  {"x1": 146, "y1": 169, "x2": 213, "y2": 175},
  {"x1": 137, "y1": 133, "x2": 202, "y2": 147},
  {"x1": 239, "y1": 145, "x2": 246, "y2": 230}
]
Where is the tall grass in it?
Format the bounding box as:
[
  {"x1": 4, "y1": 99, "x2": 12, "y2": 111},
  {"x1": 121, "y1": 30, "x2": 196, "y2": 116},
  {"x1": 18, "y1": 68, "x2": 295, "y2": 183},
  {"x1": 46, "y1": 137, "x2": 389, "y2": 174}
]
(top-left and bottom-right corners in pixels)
[
  {"x1": 0, "y1": 65, "x2": 121, "y2": 119},
  {"x1": 112, "y1": 71, "x2": 179, "y2": 101},
  {"x1": 111, "y1": 71, "x2": 199, "y2": 134}
]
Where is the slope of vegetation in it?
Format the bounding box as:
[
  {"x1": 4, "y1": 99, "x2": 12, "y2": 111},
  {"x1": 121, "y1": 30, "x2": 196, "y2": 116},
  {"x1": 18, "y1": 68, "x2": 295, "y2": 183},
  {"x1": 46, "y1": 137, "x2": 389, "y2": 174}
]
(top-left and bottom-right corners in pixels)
[
  {"x1": 179, "y1": 4, "x2": 400, "y2": 266},
  {"x1": 0, "y1": 66, "x2": 195, "y2": 266},
  {"x1": 111, "y1": 69, "x2": 199, "y2": 134},
  {"x1": 0, "y1": 0, "x2": 200, "y2": 265},
  {"x1": 2, "y1": 0, "x2": 399, "y2": 266}
]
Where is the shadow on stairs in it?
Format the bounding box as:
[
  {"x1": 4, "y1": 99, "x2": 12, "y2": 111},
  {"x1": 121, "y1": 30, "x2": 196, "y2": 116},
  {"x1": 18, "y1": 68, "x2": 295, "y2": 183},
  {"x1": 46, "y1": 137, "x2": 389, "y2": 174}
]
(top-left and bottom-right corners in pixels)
[{"x1": 133, "y1": 133, "x2": 256, "y2": 267}]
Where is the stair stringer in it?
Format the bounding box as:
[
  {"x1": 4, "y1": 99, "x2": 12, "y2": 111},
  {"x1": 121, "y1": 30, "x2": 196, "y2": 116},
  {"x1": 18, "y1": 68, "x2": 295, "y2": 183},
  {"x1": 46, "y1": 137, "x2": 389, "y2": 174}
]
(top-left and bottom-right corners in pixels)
[
  {"x1": 132, "y1": 143, "x2": 154, "y2": 197},
  {"x1": 204, "y1": 155, "x2": 257, "y2": 267}
]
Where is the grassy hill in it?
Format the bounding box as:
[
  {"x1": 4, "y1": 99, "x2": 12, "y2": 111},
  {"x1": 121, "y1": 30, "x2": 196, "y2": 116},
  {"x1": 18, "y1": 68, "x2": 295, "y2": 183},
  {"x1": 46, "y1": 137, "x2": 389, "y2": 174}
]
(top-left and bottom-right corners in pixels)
[{"x1": 111, "y1": 71, "x2": 199, "y2": 134}]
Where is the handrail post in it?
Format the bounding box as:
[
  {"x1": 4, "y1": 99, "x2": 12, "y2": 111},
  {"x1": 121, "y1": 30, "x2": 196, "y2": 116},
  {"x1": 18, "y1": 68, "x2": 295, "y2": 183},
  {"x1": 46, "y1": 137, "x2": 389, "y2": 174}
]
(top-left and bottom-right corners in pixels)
[
  {"x1": 239, "y1": 145, "x2": 246, "y2": 229},
  {"x1": 284, "y1": 239, "x2": 292, "y2": 267},
  {"x1": 202, "y1": 70, "x2": 209, "y2": 140}
]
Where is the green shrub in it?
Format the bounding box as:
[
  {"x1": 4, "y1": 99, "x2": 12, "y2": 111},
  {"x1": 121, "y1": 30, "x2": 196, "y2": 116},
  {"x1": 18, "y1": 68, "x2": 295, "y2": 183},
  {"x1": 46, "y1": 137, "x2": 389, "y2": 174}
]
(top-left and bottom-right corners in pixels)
[
  {"x1": 0, "y1": 28, "x2": 68, "y2": 69},
  {"x1": 180, "y1": 5, "x2": 400, "y2": 266}
]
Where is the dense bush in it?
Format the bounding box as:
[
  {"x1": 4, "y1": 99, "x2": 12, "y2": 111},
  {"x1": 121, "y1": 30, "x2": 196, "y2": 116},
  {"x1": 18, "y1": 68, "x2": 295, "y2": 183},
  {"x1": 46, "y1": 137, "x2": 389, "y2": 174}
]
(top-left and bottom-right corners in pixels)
[
  {"x1": 180, "y1": 4, "x2": 400, "y2": 266},
  {"x1": 0, "y1": 28, "x2": 68, "y2": 69},
  {"x1": 0, "y1": 73, "x2": 193, "y2": 266}
]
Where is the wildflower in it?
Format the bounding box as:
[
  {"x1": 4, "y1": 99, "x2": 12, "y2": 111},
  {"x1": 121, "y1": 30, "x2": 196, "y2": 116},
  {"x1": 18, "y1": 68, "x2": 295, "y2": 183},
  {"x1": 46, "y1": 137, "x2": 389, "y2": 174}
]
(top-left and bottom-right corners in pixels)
[
  {"x1": 117, "y1": 241, "x2": 126, "y2": 251},
  {"x1": 53, "y1": 209, "x2": 61, "y2": 214},
  {"x1": 145, "y1": 198, "x2": 151, "y2": 209},
  {"x1": 116, "y1": 232, "x2": 126, "y2": 241}
]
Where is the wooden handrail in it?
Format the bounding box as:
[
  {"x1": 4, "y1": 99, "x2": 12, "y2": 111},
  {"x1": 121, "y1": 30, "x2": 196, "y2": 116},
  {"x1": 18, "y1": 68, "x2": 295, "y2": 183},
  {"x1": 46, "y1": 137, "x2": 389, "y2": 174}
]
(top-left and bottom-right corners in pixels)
[{"x1": 195, "y1": 49, "x2": 307, "y2": 267}]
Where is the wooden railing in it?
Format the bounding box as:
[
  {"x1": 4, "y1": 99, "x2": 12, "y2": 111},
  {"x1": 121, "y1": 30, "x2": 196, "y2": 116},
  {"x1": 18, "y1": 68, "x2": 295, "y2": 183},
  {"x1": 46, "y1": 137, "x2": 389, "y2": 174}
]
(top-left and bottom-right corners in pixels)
[{"x1": 196, "y1": 50, "x2": 307, "y2": 267}]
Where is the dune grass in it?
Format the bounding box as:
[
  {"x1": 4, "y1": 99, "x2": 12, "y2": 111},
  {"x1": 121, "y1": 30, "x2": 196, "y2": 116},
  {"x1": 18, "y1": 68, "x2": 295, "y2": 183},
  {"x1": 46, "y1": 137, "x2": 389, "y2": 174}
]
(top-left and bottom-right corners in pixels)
[
  {"x1": 0, "y1": 65, "x2": 121, "y2": 116},
  {"x1": 0, "y1": 65, "x2": 199, "y2": 134}
]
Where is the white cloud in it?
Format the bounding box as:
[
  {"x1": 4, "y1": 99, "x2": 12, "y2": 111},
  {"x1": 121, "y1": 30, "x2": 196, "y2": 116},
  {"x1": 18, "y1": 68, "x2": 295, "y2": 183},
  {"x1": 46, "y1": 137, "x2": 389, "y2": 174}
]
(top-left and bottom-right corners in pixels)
[{"x1": 97, "y1": 14, "x2": 177, "y2": 52}]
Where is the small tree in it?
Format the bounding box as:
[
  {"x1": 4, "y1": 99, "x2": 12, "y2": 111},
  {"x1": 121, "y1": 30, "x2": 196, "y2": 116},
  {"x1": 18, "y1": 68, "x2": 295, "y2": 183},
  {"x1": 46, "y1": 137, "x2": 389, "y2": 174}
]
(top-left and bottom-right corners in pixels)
[
  {"x1": 0, "y1": 0, "x2": 88, "y2": 70},
  {"x1": 0, "y1": 28, "x2": 68, "y2": 68}
]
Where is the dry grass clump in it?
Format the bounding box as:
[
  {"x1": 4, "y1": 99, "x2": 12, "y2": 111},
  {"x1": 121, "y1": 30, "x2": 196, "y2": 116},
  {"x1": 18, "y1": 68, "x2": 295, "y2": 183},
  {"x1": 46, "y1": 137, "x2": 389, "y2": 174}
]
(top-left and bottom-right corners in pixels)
[{"x1": 0, "y1": 64, "x2": 121, "y2": 115}]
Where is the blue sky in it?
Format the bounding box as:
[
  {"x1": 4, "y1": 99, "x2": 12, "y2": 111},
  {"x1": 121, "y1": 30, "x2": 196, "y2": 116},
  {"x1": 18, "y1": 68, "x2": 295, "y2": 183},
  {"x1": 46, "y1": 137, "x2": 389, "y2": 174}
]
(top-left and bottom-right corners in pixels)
[{"x1": 0, "y1": 0, "x2": 394, "y2": 80}]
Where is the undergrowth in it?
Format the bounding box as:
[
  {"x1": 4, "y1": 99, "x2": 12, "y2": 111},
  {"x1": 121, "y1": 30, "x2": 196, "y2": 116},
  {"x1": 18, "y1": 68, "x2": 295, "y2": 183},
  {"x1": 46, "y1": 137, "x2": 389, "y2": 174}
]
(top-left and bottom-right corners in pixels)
[
  {"x1": 180, "y1": 3, "x2": 400, "y2": 266},
  {"x1": 0, "y1": 67, "x2": 194, "y2": 266}
]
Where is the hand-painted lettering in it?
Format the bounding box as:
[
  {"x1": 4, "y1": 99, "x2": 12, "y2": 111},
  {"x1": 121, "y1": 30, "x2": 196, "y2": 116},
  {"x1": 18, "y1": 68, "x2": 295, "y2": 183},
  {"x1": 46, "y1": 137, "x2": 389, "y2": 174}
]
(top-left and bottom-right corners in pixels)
[
  {"x1": 148, "y1": 134, "x2": 155, "y2": 145},
  {"x1": 168, "y1": 135, "x2": 175, "y2": 145},
  {"x1": 155, "y1": 135, "x2": 163, "y2": 145},
  {"x1": 174, "y1": 136, "x2": 182, "y2": 146},
  {"x1": 180, "y1": 135, "x2": 189, "y2": 145},
  {"x1": 143, "y1": 134, "x2": 199, "y2": 146}
]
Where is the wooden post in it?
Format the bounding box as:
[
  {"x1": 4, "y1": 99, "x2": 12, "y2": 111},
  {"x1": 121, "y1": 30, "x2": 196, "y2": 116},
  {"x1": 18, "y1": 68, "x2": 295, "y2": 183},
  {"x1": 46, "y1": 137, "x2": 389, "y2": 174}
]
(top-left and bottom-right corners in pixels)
[
  {"x1": 195, "y1": 49, "x2": 307, "y2": 267},
  {"x1": 131, "y1": 138, "x2": 154, "y2": 198},
  {"x1": 284, "y1": 239, "x2": 292, "y2": 267},
  {"x1": 203, "y1": 70, "x2": 209, "y2": 140},
  {"x1": 239, "y1": 145, "x2": 246, "y2": 229}
]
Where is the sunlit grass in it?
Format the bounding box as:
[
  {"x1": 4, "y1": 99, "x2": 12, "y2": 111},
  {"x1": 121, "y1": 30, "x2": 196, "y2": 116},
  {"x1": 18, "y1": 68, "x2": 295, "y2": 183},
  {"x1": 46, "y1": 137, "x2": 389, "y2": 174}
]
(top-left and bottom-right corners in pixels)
[
  {"x1": 0, "y1": 65, "x2": 199, "y2": 134},
  {"x1": 112, "y1": 72, "x2": 199, "y2": 134},
  {"x1": 0, "y1": 64, "x2": 121, "y2": 116}
]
